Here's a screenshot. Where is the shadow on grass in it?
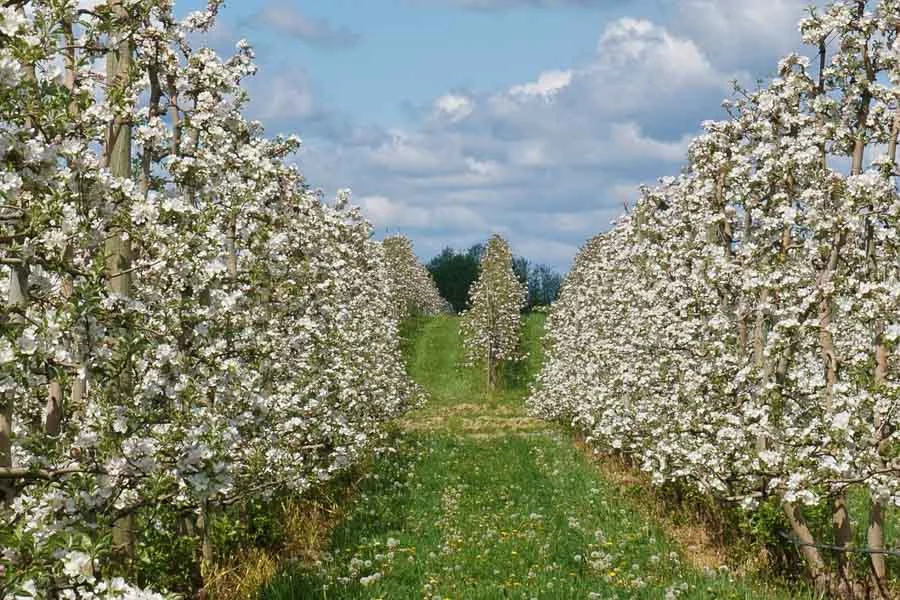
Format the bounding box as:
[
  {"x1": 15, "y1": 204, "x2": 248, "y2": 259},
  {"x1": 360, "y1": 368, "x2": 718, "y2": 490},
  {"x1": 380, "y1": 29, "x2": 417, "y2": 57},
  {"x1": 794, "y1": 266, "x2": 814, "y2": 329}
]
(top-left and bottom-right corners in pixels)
[{"x1": 259, "y1": 435, "x2": 423, "y2": 600}]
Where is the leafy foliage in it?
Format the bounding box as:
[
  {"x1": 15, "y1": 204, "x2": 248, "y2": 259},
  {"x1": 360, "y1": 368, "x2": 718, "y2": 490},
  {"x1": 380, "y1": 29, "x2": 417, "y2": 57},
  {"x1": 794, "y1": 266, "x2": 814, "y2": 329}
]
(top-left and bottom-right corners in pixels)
[
  {"x1": 426, "y1": 245, "x2": 483, "y2": 314},
  {"x1": 428, "y1": 245, "x2": 561, "y2": 313},
  {"x1": 512, "y1": 257, "x2": 564, "y2": 309}
]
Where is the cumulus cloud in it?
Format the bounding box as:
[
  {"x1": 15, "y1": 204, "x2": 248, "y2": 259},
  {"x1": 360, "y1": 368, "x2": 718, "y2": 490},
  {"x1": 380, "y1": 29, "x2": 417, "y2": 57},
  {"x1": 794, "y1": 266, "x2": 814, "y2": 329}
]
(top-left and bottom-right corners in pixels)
[
  {"x1": 670, "y1": 0, "x2": 812, "y2": 68},
  {"x1": 301, "y1": 16, "x2": 734, "y2": 268},
  {"x1": 433, "y1": 94, "x2": 475, "y2": 122},
  {"x1": 292, "y1": 6, "x2": 810, "y2": 270},
  {"x1": 608, "y1": 122, "x2": 692, "y2": 162},
  {"x1": 422, "y1": 0, "x2": 615, "y2": 7},
  {"x1": 247, "y1": 4, "x2": 359, "y2": 49},
  {"x1": 509, "y1": 70, "x2": 572, "y2": 100},
  {"x1": 248, "y1": 69, "x2": 316, "y2": 120},
  {"x1": 359, "y1": 195, "x2": 487, "y2": 231}
]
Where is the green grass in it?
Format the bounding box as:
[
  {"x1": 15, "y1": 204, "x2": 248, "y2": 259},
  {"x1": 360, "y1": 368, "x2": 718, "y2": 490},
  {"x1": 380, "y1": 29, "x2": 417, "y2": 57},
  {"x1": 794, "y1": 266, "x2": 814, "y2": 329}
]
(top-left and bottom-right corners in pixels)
[
  {"x1": 261, "y1": 314, "x2": 813, "y2": 599},
  {"x1": 403, "y1": 314, "x2": 480, "y2": 409}
]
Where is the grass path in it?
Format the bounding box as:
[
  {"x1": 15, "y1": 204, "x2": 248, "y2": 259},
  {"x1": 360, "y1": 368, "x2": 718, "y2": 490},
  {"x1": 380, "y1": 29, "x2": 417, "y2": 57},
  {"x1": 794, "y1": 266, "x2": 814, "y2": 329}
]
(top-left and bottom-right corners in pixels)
[{"x1": 262, "y1": 315, "x2": 810, "y2": 599}]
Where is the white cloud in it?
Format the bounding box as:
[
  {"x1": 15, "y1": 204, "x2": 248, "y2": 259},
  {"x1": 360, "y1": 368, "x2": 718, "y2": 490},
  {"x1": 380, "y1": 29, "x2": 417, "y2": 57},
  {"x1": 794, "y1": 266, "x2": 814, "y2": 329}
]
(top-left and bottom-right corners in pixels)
[
  {"x1": 359, "y1": 195, "x2": 485, "y2": 231},
  {"x1": 297, "y1": 8, "x2": 807, "y2": 270},
  {"x1": 590, "y1": 18, "x2": 723, "y2": 100},
  {"x1": 425, "y1": 0, "x2": 613, "y2": 7},
  {"x1": 340, "y1": 16, "x2": 729, "y2": 269},
  {"x1": 671, "y1": 0, "x2": 811, "y2": 67},
  {"x1": 608, "y1": 122, "x2": 692, "y2": 162},
  {"x1": 250, "y1": 70, "x2": 315, "y2": 120},
  {"x1": 509, "y1": 70, "x2": 572, "y2": 100},
  {"x1": 248, "y1": 4, "x2": 359, "y2": 48},
  {"x1": 434, "y1": 94, "x2": 475, "y2": 122},
  {"x1": 367, "y1": 133, "x2": 454, "y2": 174}
]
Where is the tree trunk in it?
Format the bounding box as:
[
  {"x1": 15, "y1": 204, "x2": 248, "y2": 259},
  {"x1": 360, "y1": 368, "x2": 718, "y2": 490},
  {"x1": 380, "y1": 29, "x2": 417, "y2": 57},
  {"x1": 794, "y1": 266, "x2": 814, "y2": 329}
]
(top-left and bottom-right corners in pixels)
[
  {"x1": 832, "y1": 494, "x2": 853, "y2": 590},
  {"x1": 867, "y1": 499, "x2": 887, "y2": 597},
  {"x1": 783, "y1": 502, "x2": 829, "y2": 593},
  {"x1": 45, "y1": 14, "x2": 79, "y2": 434},
  {"x1": 44, "y1": 382, "x2": 62, "y2": 436},
  {"x1": 3, "y1": 29, "x2": 35, "y2": 503},
  {"x1": 106, "y1": 0, "x2": 136, "y2": 559},
  {"x1": 1, "y1": 264, "x2": 27, "y2": 504},
  {"x1": 866, "y1": 102, "x2": 900, "y2": 593}
]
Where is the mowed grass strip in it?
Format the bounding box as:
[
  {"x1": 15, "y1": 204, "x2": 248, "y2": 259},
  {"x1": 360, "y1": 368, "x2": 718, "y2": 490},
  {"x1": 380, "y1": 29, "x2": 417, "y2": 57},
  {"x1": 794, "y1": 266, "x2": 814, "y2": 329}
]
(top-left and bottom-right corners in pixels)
[{"x1": 261, "y1": 314, "x2": 813, "y2": 599}]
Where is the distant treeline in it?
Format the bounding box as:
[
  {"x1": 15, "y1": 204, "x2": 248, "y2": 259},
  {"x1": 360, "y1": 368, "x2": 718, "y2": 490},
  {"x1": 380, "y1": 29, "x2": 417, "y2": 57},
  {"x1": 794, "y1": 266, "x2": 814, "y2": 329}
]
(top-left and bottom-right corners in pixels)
[{"x1": 427, "y1": 244, "x2": 563, "y2": 313}]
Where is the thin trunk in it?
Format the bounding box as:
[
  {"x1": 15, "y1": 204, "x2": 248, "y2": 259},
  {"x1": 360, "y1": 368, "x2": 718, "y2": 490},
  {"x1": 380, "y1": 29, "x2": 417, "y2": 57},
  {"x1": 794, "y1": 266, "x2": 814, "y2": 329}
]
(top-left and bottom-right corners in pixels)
[
  {"x1": 783, "y1": 502, "x2": 829, "y2": 593},
  {"x1": 736, "y1": 315, "x2": 748, "y2": 359},
  {"x1": 168, "y1": 75, "x2": 181, "y2": 158},
  {"x1": 867, "y1": 499, "x2": 887, "y2": 597},
  {"x1": 833, "y1": 495, "x2": 853, "y2": 593},
  {"x1": 106, "y1": 0, "x2": 136, "y2": 558},
  {"x1": 3, "y1": 28, "x2": 36, "y2": 503},
  {"x1": 141, "y1": 64, "x2": 162, "y2": 196},
  {"x1": 817, "y1": 38, "x2": 827, "y2": 170},
  {"x1": 44, "y1": 382, "x2": 62, "y2": 436},
  {"x1": 824, "y1": 26, "x2": 872, "y2": 587},
  {"x1": 198, "y1": 500, "x2": 214, "y2": 579},
  {"x1": 753, "y1": 288, "x2": 769, "y2": 370},
  {"x1": 867, "y1": 101, "x2": 900, "y2": 590},
  {"x1": 758, "y1": 224, "x2": 790, "y2": 490},
  {"x1": 736, "y1": 207, "x2": 754, "y2": 359},
  {"x1": 46, "y1": 15, "x2": 79, "y2": 438},
  {"x1": 1, "y1": 264, "x2": 27, "y2": 504},
  {"x1": 226, "y1": 217, "x2": 238, "y2": 280}
]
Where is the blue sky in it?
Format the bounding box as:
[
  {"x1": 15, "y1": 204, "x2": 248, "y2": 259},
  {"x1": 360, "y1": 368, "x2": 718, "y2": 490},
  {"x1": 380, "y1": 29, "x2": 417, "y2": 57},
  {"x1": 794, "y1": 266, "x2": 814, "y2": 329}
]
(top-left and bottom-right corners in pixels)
[{"x1": 185, "y1": 0, "x2": 817, "y2": 270}]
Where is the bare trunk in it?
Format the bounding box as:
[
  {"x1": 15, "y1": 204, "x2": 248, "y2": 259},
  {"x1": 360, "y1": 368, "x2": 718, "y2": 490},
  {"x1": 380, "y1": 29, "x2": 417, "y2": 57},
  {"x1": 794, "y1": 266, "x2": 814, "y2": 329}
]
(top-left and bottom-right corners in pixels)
[
  {"x1": 832, "y1": 494, "x2": 853, "y2": 589},
  {"x1": 817, "y1": 38, "x2": 828, "y2": 170},
  {"x1": 736, "y1": 314, "x2": 748, "y2": 358},
  {"x1": 168, "y1": 75, "x2": 181, "y2": 157},
  {"x1": 198, "y1": 501, "x2": 214, "y2": 583},
  {"x1": 867, "y1": 500, "x2": 887, "y2": 596},
  {"x1": 866, "y1": 320, "x2": 889, "y2": 588},
  {"x1": 0, "y1": 400, "x2": 10, "y2": 504},
  {"x1": 0, "y1": 265, "x2": 26, "y2": 503},
  {"x1": 782, "y1": 502, "x2": 828, "y2": 592},
  {"x1": 226, "y1": 217, "x2": 238, "y2": 280},
  {"x1": 817, "y1": 267, "x2": 839, "y2": 392},
  {"x1": 44, "y1": 382, "x2": 62, "y2": 436},
  {"x1": 0, "y1": 265, "x2": 28, "y2": 492},
  {"x1": 1, "y1": 285, "x2": 25, "y2": 499}
]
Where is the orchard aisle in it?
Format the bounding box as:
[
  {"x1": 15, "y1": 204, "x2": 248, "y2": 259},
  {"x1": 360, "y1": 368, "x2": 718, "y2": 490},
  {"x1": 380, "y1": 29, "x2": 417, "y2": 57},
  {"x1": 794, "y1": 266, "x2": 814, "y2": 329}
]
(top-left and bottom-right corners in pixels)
[{"x1": 261, "y1": 316, "x2": 807, "y2": 600}]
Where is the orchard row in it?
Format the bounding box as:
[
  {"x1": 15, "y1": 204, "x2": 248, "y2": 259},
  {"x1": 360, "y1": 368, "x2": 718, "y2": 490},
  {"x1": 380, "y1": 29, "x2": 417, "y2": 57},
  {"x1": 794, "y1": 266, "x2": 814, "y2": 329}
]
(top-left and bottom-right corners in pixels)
[
  {"x1": 0, "y1": 2, "x2": 443, "y2": 597},
  {"x1": 530, "y1": 1, "x2": 900, "y2": 596}
]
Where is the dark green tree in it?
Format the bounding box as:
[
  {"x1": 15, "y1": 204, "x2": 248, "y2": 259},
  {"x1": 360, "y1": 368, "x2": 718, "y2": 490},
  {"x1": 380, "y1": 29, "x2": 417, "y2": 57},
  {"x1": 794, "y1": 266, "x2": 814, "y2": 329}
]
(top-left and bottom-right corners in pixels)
[{"x1": 426, "y1": 246, "x2": 481, "y2": 313}]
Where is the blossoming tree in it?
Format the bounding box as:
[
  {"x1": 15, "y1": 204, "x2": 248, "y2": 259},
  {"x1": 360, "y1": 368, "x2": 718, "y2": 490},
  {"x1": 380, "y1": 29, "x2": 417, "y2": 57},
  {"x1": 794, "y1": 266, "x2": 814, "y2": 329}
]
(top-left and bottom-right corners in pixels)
[
  {"x1": 530, "y1": 1, "x2": 900, "y2": 596},
  {"x1": 460, "y1": 235, "x2": 526, "y2": 389},
  {"x1": 1, "y1": 1, "x2": 416, "y2": 596},
  {"x1": 381, "y1": 235, "x2": 446, "y2": 318}
]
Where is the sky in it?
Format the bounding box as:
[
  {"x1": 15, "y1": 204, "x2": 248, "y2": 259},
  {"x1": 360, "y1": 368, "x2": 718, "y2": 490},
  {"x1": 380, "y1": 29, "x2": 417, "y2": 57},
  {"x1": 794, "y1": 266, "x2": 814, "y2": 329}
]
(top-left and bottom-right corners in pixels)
[{"x1": 182, "y1": 0, "x2": 818, "y2": 271}]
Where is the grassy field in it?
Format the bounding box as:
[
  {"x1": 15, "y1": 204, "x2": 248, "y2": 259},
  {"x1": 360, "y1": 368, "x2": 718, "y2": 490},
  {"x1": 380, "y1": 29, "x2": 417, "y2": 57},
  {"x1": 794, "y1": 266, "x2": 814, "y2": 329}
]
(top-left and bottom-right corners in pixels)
[{"x1": 261, "y1": 314, "x2": 813, "y2": 599}]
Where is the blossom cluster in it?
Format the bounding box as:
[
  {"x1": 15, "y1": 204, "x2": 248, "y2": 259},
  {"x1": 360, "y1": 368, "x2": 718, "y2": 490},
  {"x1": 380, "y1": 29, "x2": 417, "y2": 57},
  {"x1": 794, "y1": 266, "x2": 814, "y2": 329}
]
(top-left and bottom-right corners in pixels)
[
  {"x1": 460, "y1": 235, "x2": 526, "y2": 388},
  {"x1": 530, "y1": 0, "x2": 900, "y2": 592},
  {"x1": 1, "y1": 1, "x2": 416, "y2": 596},
  {"x1": 380, "y1": 235, "x2": 447, "y2": 318}
]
